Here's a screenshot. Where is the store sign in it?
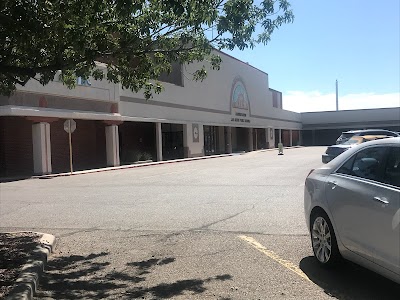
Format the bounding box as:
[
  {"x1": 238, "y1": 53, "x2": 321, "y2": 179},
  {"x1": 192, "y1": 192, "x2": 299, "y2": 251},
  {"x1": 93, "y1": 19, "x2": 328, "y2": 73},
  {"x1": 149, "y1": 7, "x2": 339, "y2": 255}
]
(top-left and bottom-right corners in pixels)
[{"x1": 230, "y1": 77, "x2": 250, "y2": 123}]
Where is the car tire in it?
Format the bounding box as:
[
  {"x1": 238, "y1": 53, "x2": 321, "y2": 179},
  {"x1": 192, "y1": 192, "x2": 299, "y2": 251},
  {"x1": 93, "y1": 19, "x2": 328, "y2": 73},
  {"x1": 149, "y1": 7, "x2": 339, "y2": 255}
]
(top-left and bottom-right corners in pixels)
[{"x1": 310, "y1": 211, "x2": 341, "y2": 267}]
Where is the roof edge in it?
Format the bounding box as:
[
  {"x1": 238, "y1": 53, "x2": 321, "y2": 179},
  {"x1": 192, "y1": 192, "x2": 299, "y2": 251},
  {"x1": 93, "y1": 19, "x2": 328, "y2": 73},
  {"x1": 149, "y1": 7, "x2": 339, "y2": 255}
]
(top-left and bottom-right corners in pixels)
[{"x1": 213, "y1": 49, "x2": 269, "y2": 77}]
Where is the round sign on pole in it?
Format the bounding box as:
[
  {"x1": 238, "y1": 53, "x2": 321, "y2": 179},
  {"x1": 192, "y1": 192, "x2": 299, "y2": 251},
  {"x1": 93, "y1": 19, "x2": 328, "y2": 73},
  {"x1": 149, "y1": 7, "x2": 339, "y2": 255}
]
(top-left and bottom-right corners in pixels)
[{"x1": 64, "y1": 119, "x2": 76, "y2": 133}]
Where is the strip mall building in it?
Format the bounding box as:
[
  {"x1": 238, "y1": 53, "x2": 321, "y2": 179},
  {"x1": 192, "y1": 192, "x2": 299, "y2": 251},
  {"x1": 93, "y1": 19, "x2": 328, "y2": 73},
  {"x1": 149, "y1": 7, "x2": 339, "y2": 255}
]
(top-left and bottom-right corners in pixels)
[{"x1": 1, "y1": 51, "x2": 399, "y2": 177}]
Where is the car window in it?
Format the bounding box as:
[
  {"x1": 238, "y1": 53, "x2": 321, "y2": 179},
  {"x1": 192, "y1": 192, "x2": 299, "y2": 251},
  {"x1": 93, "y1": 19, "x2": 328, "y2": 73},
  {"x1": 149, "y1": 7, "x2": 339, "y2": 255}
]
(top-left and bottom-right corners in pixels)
[
  {"x1": 342, "y1": 133, "x2": 354, "y2": 138},
  {"x1": 370, "y1": 130, "x2": 396, "y2": 137},
  {"x1": 336, "y1": 146, "x2": 387, "y2": 181},
  {"x1": 368, "y1": 131, "x2": 379, "y2": 135},
  {"x1": 336, "y1": 155, "x2": 356, "y2": 175},
  {"x1": 386, "y1": 132, "x2": 398, "y2": 137},
  {"x1": 383, "y1": 147, "x2": 400, "y2": 187},
  {"x1": 343, "y1": 137, "x2": 362, "y2": 145}
]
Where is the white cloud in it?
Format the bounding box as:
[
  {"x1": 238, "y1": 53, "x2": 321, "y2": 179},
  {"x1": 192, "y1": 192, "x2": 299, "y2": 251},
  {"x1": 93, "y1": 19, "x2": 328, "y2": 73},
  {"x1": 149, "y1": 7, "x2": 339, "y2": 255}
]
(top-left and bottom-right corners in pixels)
[{"x1": 282, "y1": 91, "x2": 400, "y2": 113}]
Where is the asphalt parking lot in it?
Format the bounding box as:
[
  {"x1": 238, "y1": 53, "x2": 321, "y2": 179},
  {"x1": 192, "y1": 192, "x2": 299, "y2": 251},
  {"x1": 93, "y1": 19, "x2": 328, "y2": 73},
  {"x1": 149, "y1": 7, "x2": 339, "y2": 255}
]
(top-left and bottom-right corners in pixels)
[{"x1": 1, "y1": 147, "x2": 399, "y2": 299}]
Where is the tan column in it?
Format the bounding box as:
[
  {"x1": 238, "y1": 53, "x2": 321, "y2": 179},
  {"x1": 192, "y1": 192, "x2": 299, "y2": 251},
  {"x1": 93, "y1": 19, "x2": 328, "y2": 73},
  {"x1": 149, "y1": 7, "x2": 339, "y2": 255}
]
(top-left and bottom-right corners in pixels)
[
  {"x1": 299, "y1": 130, "x2": 303, "y2": 146},
  {"x1": 265, "y1": 128, "x2": 269, "y2": 149},
  {"x1": 156, "y1": 122, "x2": 163, "y2": 161},
  {"x1": 290, "y1": 129, "x2": 293, "y2": 147},
  {"x1": 268, "y1": 127, "x2": 275, "y2": 148},
  {"x1": 248, "y1": 128, "x2": 254, "y2": 152},
  {"x1": 225, "y1": 127, "x2": 232, "y2": 154},
  {"x1": 218, "y1": 126, "x2": 225, "y2": 154},
  {"x1": 32, "y1": 122, "x2": 52, "y2": 175},
  {"x1": 105, "y1": 125, "x2": 120, "y2": 166}
]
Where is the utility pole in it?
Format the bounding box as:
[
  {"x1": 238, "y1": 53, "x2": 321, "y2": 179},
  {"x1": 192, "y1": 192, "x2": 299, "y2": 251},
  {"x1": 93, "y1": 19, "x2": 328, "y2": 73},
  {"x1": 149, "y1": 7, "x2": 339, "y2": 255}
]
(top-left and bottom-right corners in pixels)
[{"x1": 336, "y1": 79, "x2": 339, "y2": 111}]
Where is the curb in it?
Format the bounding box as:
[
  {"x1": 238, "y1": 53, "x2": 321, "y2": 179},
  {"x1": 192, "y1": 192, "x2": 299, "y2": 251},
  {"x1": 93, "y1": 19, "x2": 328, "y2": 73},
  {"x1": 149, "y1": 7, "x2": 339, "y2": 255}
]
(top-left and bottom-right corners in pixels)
[
  {"x1": 6, "y1": 233, "x2": 56, "y2": 300},
  {"x1": 34, "y1": 153, "x2": 238, "y2": 179},
  {"x1": 29, "y1": 146, "x2": 305, "y2": 179}
]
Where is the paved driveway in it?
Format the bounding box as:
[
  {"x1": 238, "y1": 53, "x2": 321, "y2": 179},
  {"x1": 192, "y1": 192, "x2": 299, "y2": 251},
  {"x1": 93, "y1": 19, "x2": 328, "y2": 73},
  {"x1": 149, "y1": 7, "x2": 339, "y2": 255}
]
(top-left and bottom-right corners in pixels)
[{"x1": 1, "y1": 147, "x2": 398, "y2": 299}]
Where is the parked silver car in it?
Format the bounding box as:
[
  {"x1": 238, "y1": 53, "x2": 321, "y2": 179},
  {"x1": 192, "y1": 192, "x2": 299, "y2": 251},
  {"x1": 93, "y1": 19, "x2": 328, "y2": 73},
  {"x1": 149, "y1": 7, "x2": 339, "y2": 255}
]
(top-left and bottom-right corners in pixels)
[
  {"x1": 336, "y1": 129, "x2": 399, "y2": 144},
  {"x1": 305, "y1": 137, "x2": 400, "y2": 284},
  {"x1": 322, "y1": 135, "x2": 391, "y2": 163}
]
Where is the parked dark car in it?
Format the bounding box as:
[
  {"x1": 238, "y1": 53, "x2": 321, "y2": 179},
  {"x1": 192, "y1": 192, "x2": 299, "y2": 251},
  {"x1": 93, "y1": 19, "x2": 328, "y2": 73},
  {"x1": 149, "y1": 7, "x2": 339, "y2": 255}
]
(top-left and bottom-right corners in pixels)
[
  {"x1": 336, "y1": 129, "x2": 399, "y2": 144},
  {"x1": 322, "y1": 135, "x2": 391, "y2": 163}
]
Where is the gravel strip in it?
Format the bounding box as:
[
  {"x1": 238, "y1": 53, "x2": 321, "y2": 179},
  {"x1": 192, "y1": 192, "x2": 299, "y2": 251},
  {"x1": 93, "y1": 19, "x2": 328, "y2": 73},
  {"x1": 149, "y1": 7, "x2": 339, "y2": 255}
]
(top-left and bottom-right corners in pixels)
[{"x1": 0, "y1": 232, "x2": 41, "y2": 299}]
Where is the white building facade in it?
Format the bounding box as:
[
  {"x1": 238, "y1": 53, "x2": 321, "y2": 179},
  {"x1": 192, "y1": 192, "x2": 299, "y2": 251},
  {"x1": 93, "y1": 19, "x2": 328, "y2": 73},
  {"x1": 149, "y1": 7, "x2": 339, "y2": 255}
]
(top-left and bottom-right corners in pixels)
[
  {"x1": 0, "y1": 51, "x2": 302, "y2": 177},
  {"x1": 0, "y1": 50, "x2": 398, "y2": 177}
]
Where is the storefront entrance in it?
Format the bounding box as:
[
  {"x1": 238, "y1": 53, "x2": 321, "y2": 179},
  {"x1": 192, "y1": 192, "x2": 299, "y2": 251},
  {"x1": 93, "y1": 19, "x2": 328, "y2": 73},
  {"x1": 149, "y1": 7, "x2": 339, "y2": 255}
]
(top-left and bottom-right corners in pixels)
[
  {"x1": 119, "y1": 122, "x2": 157, "y2": 164},
  {"x1": 233, "y1": 127, "x2": 249, "y2": 152},
  {"x1": 204, "y1": 125, "x2": 219, "y2": 155},
  {"x1": 253, "y1": 128, "x2": 267, "y2": 150},
  {"x1": 162, "y1": 123, "x2": 184, "y2": 160}
]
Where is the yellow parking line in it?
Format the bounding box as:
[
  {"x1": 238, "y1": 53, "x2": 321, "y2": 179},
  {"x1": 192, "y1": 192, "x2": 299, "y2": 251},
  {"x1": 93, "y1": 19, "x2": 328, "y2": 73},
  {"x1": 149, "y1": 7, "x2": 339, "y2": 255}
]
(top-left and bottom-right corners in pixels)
[{"x1": 238, "y1": 235, "x2": 311, "y2": 282}]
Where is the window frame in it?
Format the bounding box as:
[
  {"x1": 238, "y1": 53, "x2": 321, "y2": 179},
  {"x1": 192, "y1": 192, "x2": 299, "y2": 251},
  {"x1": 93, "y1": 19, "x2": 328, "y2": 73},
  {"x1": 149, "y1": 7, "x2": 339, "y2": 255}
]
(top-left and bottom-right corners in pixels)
[
  {"x1": 335, "y1": 145, "x2": 390, "y2": 184},
  {"x1": 382, "y1": 146, "x2": 400, "y2": 188}
]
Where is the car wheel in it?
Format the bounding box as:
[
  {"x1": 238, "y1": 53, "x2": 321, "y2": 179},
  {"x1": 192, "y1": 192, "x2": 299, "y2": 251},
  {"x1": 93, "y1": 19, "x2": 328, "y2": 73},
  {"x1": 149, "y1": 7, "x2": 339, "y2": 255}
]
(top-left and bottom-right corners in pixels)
[{"x1": 310, "y1": 212, "x2": 341, "y2": 267}]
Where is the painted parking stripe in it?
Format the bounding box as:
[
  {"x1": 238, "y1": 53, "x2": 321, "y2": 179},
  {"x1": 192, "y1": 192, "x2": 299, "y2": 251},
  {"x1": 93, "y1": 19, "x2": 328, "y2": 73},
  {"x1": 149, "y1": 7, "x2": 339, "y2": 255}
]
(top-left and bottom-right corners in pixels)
[{"x1": 239, "y1": 235, "x2": 311, "y2": 282}]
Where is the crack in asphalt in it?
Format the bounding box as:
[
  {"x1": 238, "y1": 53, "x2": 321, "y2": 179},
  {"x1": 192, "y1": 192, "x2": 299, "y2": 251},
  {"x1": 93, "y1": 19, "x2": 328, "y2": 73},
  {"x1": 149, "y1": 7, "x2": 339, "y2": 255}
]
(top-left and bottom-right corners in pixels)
[
  {"x1": 192, "y1": 205, "x2": 256, "y2": 231},
  {"x1": 158, "y1": 205, "x2": 258, "y2": 242},
  {"x1": 31, "y1": 183, "x2": 304, "y2": 188},
  {"x1": 58, "y1": 227, "x2": 100, "y2": 238},
  {"x1": 0, "y1": 226, "x2": 308, "y2": 237}
]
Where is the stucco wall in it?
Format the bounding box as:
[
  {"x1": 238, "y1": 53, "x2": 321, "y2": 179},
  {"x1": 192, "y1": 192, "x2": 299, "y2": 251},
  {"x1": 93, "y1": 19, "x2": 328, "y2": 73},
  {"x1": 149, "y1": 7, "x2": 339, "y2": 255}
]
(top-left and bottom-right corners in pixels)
[
  {"x1": 119, "y1": 50, "x2": 301, "y2": 130},
  {"x1": 8, "y1": 52, "x2": 302, "y2": 129},
  {"x1": 16, "y1": 68, "x2": 118, "y2": 103},
  {"x1": 301, "y1": 108, "x2": 400, "y2": 129}
]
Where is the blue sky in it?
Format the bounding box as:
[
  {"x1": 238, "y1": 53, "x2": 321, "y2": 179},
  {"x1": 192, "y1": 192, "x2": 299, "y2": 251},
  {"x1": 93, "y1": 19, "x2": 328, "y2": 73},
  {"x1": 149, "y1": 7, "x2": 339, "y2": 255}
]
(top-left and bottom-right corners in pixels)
[{"x1": 224, "y1": 0, "x2": 400, "y2": 112}]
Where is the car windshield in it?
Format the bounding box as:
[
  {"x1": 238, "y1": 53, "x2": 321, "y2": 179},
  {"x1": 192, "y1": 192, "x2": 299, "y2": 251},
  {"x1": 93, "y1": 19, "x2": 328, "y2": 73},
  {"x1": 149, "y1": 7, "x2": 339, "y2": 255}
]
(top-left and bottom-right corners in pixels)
[
  {"x1": 341, "y1": 133, "x2": 355, "y2": 139},
  {"x1": 343, "y1": 137, "x2": 363, "y2": 145}
]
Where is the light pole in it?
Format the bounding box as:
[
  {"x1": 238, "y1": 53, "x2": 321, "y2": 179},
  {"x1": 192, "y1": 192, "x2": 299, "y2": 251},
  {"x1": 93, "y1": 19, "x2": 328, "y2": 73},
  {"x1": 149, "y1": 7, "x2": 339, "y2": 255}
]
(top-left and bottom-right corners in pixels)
[{"x1": 336, "y1": 79, "x2": 339, "y2": 111}]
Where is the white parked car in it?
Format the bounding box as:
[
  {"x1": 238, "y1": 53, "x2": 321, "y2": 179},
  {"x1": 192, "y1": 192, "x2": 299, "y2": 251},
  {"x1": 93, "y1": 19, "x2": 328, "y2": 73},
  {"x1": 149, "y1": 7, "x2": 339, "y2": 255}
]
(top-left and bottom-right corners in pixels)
[{"x1": 304, "y1": 137, "x2": 400, "y2": 284}]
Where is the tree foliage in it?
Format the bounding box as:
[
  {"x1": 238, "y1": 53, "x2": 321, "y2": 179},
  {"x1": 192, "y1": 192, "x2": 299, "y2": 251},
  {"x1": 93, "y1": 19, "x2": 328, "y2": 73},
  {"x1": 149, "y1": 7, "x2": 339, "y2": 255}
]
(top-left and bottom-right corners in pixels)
[{"x1": 0, "y1": 0, "x2": 293, "y2": 98}]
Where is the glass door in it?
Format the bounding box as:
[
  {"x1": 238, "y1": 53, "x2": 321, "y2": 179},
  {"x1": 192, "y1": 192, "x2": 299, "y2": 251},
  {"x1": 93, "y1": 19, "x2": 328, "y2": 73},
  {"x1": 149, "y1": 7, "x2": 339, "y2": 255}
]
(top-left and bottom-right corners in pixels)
[{"x1": 204, "y1": 126, "x2": 218, "y2": 155}]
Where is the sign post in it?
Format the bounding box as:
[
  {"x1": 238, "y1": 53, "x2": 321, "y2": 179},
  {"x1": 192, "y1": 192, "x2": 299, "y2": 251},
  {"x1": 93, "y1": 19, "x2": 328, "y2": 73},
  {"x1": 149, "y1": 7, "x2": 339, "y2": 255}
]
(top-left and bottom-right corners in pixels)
[{"x1": 64, "y1": 119, "x2": 76, "y2": 174}]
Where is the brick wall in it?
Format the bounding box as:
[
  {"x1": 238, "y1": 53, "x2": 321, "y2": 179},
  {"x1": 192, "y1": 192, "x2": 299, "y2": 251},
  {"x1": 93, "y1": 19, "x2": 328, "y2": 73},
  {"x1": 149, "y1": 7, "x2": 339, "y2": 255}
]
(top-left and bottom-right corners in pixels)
[
  {"x1": 51, "y1": 120, "x2": 107, "y2": 173},
  {"x1": 0, "y1": 117, "x2": 34, "y2": 177}
]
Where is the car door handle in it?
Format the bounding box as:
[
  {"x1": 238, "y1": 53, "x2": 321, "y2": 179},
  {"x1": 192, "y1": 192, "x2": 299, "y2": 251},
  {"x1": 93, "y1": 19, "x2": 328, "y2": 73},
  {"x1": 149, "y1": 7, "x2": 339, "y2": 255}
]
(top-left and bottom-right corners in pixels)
[
  {"x1": 328, "y1": 181, "x2": 337, "y2": 189},
  {"x1": 373, "y1": 197, "x2": 389, "y2": 205}
]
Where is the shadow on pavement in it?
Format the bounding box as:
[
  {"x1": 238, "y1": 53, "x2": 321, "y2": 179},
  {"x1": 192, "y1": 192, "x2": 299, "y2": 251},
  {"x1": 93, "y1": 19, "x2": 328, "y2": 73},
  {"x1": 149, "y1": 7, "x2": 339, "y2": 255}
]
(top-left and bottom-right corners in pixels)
[
  {"x1": 35, "y1": 252, "x2": 233, "y2": 299},
  {"x1": 0, "y1": 232, "x2": 40, "y2": 298},
  {"x1": 0, "y1": 176, "x2": 32, "y2": 183},
  {"x1": 300, "y1": 256, "x2": 400, "y2": 300}
]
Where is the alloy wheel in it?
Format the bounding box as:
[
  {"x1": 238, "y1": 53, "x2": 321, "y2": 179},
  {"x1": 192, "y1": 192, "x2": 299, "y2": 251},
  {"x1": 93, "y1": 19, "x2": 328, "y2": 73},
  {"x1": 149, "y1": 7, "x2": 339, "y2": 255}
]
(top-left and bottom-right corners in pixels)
[{"x1": 312, "y1": 216, "x2": 332, "y2": 264}]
